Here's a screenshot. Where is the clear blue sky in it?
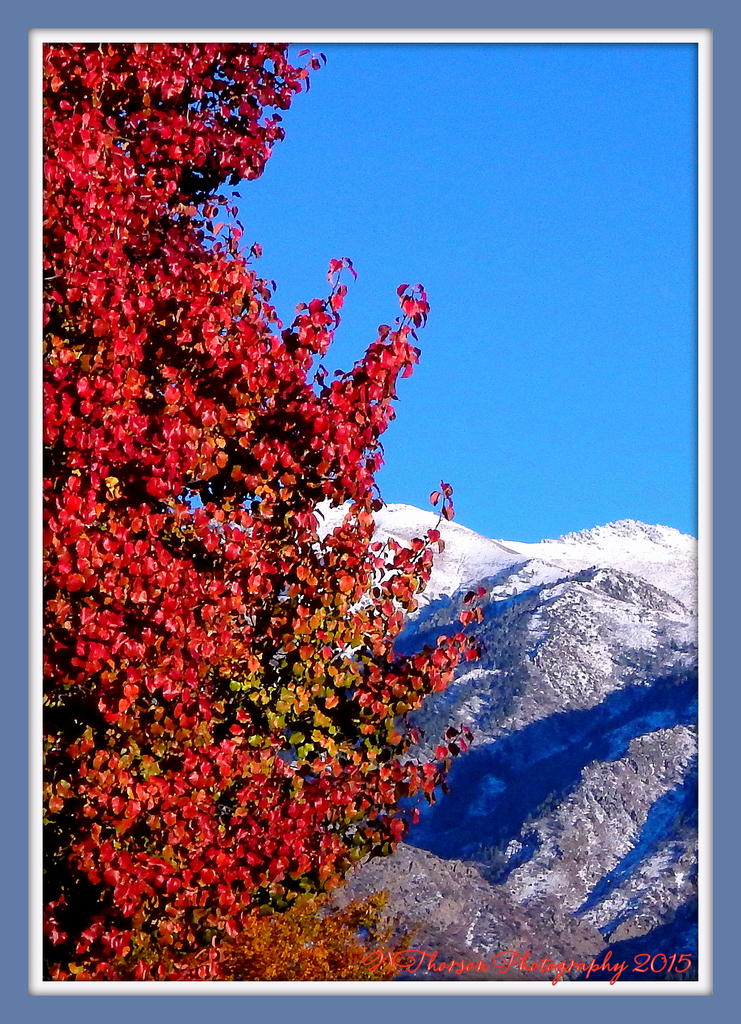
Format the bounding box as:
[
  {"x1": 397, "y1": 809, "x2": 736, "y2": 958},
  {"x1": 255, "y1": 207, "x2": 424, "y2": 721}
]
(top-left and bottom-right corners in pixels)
[{"x1": 237, "y1": 43, "x2": 697, "y2": 542}]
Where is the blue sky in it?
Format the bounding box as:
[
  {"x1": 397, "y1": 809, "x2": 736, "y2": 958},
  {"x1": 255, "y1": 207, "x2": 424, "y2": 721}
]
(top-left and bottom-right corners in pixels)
[{"x1": 237, "y1": 43, "x2": 697, "y2": 541}]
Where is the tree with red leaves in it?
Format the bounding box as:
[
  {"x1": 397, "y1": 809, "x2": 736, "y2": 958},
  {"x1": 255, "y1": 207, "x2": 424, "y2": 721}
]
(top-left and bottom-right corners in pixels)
[{"x1": 43, "y1": 42, "x2": 479, "y2": 980}]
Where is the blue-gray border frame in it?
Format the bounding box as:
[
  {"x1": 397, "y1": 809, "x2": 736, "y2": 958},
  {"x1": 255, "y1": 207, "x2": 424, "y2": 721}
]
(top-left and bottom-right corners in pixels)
[{"x1": 8, "y1": 1, "x2": 738, "y2": 1020}]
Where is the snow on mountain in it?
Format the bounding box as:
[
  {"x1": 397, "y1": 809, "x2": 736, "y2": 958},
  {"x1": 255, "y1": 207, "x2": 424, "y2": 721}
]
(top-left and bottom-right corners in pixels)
[
  {"x1": 320, "y1": 502, "x2": 696, "y2": 612},
  {"x1": 501, "y1": 519, "x2": 697, "y2": 613},
  {"x1": 318, "y1": 502, "x2": 526, "y2": 602}
]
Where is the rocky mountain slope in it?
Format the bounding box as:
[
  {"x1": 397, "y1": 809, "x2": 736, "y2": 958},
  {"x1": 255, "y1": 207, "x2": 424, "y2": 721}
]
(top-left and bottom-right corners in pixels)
[{"x1": 335, "y1": 505, "x2": 699, "y2": 983}]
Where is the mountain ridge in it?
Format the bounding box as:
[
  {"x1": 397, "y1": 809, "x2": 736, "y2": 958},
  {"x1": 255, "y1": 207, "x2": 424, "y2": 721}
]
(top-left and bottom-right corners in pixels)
[{"x1": 319, "y1": 501, "x2": 697, "y2": 611}]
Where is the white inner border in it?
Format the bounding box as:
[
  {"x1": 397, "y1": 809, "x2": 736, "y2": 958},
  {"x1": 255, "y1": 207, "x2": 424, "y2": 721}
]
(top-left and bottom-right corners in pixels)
[{"x1": 29, "y1": 27, "x2": 712, "y2": 997}]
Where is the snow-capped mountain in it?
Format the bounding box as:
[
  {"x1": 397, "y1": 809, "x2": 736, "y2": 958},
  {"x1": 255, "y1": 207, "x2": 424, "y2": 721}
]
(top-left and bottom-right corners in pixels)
[
  {"x1": 498, "y1": 518, "x2": 697, "y2": 612},
  {"x1": 360, "y1": 503, "x2": 696, "y2": 608},
  {"x1": 336, "y1": 504, "x2": 698, "y2": 983},
  {"x1": 320, "y1": 502, "x2": 696, "y2": 609},
  {"x1": 317, "y1": 502, "x2": 526, "y2": 602}
]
